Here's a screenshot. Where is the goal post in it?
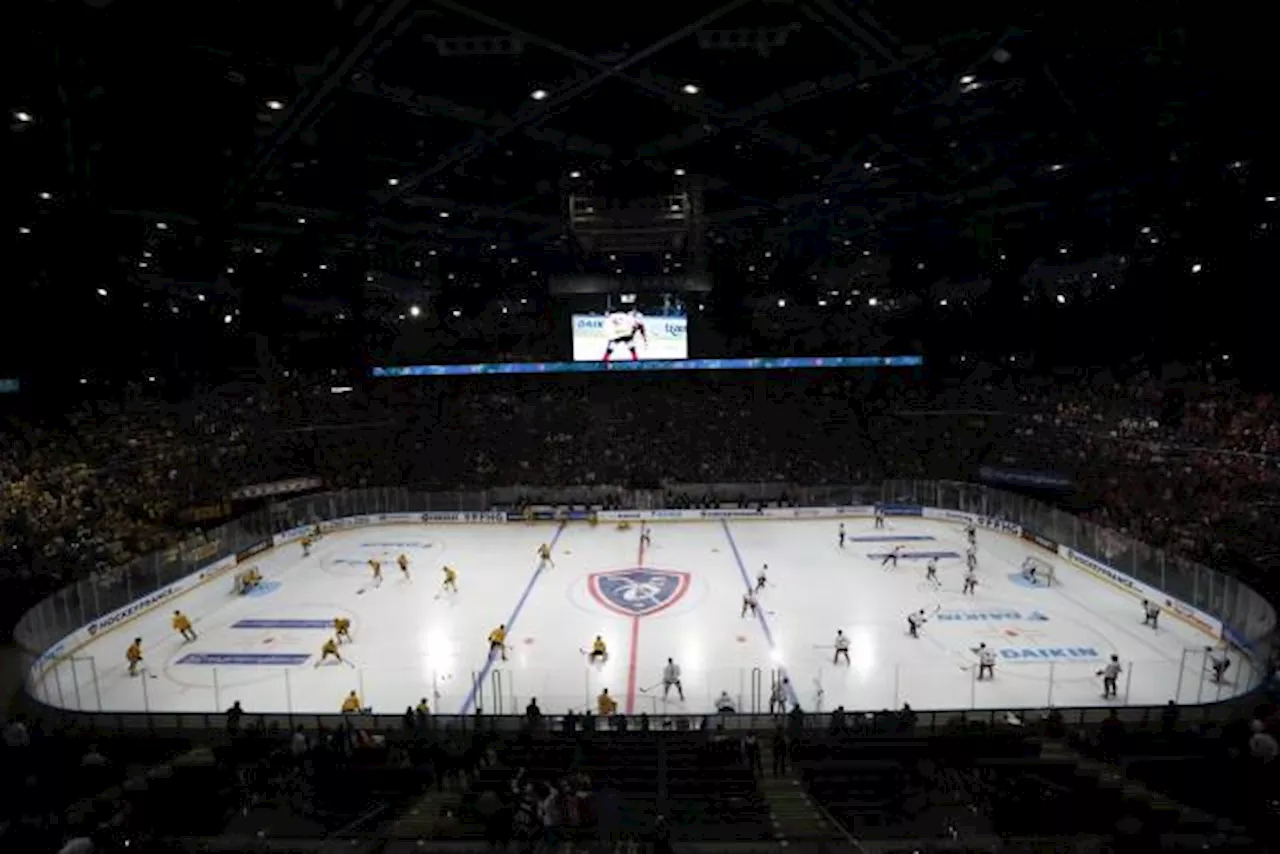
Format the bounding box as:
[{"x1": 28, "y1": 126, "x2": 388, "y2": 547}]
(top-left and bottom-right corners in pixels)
[{"x1": 1020, "y1": 555, "x2": 1055, "y2": 587}]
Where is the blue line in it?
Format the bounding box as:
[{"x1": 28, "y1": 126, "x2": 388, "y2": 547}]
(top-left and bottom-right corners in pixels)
[
  {"x1": 460, "y1": 523, "x2": 566, "y2": 714},
  {"x1": 719, "y1": 520, "x2": 800, "y2": 710}
]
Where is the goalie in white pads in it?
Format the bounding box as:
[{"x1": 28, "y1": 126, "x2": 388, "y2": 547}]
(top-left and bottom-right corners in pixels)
[
  {"x1": 1142, "y1": 600, "x2": 1160, "y2": 629},
  {"x1": 1098, "y1": 655, "x2": 1122, "y2": 698}
]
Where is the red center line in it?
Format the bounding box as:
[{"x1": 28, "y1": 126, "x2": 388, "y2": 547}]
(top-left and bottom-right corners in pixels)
[{"x1": 624, "y1": 526, "x2": 646, "y2": 714}]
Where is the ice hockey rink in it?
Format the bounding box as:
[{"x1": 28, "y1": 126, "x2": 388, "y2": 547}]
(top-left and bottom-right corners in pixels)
[{"x1": 37, "y1": 515, "x2": 1251, "y2": 716}]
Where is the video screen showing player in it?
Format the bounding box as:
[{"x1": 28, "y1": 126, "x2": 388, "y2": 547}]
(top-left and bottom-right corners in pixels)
[{"x1": 570, "y1": 298, "x2": 687, "y2": 362}]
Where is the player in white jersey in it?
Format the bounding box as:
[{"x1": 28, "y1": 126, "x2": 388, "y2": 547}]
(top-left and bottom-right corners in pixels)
[
  {"x1": 924, "y1": 558, "x2": 939, "y2": 588},
  {"x1": 1098, "y1": 654, "x2": 1122, "y2": 698},
  {"x1": 873, "y1": 507, "x2": 885, "y2": 529},
  {"x1": 640, "y1": 524, "x2": 652, "y2": 548},
  {"x1": 662, "y1": 657, "x2": 684, "y2": 700},
  {"x1": 881, "y1": 545, "x2": 902, "y2": 569},
  {"x1": 962, "y1": 567, "x2": 978, "y2": 595},
  {"x1": 741, "y1": 589, "x2": 759, "y2": 618},
  {"x1": 602, "y1": 310, "x2": 647, "y2": 362},
  {"x1": 838, "y1": 523, "x2": 846, "y2": 548},
  {"x1": 1208, "y1": 647, "x2": 1231, "y2": 683},
  {"x1": 965, "y1": 521, "x2": 977, "y2": 545},
  {"x1": 769, "y1": 677, "x2": 788, "y2": 714},
  {"x1": 907, "y1": 609, "x2": 927, "y2": 638},
  {"x1": 833, "y1": 630, "x2": 851, "y2": 665},
  {"x1": 974, "y1": 643, "x2": 996, "y2": 680},
  {"x1": 755, "y1": 564, "x2": 768, "y2": 593},
  {"x1": 1142, "y1": 600, "x2": 1160, "y2": 629}
]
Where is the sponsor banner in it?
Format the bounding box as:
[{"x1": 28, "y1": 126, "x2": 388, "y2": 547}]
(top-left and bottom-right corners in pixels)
[
  {"x1": 1021, "y1": 529, "x2": 1059, "y2": 553},
  {"x1": 868, "y1": 550, "x2": 962, "y2": 561},
  {"x1": 87, "y1": 581, "x2": 187, "y2": 637},
  {"x1": 274, "y1": 525, "x2": 311, "y2": 547},
  {"x1": 938, "y1": 609, "x2": 1049, "y2": 622},
  {"x1": 1061, "y1": 546, "x2": 1222, "y2": 638},
  {"x1": 699, "y1": 508, "x2": 765, "y2": 519},
  {"x1": 923, "y1": 508, "x2": 975, "y2": 524},
  {"x1": 651, "y1": 510, "x2": 684, "y2": 520},
  {"x1": 788, "y1": 508, "x2": 825, "y2": 518},
  {"x1": 31, "y1": 636, "x2": 75, "y2": 680},
  {"x1": 998, "y1": 646, "x2": 1101, "y2": 662},
  {"x1": 232, "y1": 619, "x2": 331, "y2": 629},
  {"x1": 877, "y1": 504, "x2": 922, "y2": 517},
  {"x1": 197, "y1": 555, "x2": 237, "y2": 582},
  {"x1": 975, "y1": 515, "x2": 1022, "y2": 536},
  {"x1": 230, "y1": 477, "x2": 323, "y2": 501},
  {"x1": 236, "y1": 540, "x2": 272, "y2": 564},
  {"x1": 177, "y1": 652, "x2": 312, "y2": 666}
]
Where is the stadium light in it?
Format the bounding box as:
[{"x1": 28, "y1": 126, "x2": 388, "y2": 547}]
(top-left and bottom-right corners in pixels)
[
  {"x1": 266, "y1": 100, "x2": 284, "y2": 110},
  {"x1": 409, "y1": 305, "x2": 421, "y2": 317},
  {"x1": 531, "y1": 89, "x2": 548, "y2": 100},
  {"x1": 681, "y1": 83, "x2": 700, "y2": 94}
]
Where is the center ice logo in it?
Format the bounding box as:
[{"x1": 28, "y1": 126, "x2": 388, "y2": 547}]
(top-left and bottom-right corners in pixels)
[{"x1": 589, "y1": 568, "x2": 689, "y2": 617}]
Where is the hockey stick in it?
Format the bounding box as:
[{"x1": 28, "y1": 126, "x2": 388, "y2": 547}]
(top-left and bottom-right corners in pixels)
[{"x1": 636, "y1": 682, "x2": 663, "y2": 694}]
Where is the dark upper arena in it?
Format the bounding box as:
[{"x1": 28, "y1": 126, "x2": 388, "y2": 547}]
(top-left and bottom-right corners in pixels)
[{"x1": 4, "y1": 1, "x2": 1280, "y2": 851}]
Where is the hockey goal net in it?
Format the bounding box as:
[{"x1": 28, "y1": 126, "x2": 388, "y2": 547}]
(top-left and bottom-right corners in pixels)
[{"x1": 1020, "y1": 556, "x2": 1055, "y2": 586}]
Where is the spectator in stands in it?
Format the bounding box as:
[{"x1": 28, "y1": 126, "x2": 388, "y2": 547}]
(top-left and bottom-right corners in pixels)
[
  {"x1": 1248, "y1": 719, "x2": 1277, "y2": 764},
  {"x1": 225, "y1": 700, "x2": 243, "y2": 736},
  {"x1": 771, "y1": 726, "x2": 788, "y2": 776},
  {"x1": 524, "y1": 697, "x2": 542, "y2": 729}
]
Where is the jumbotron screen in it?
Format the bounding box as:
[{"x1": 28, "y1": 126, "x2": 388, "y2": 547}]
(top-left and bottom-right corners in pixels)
[{"x1": 571, "y1": 310, "x2": 688, "y2": 362}]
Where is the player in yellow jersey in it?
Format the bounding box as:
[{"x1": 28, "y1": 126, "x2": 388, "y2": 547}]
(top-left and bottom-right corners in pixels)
[
  {"x1": 441, "y1": 565, "x2": 458, "y2": 593},
  {"x1": 301, "y1": 535, "x2": 313, "y2": 557},
  {"x1": 537, "y1": 543, "x2": 554, "y2": 570},
  {"x1": 488, "y1": 624, "x2": 508, "y2": 661},
  {"x1": 415, "y1": 696, "x2": 431, "y2": 715},
  {"x1": 597, "y1": 688, "x2": 617, "y2": 716},
  {"x1": 334, "y1": 617, "x2": 352, "y2": 644},
  {"x1": 172, "y1": 610, "x2": 197, "y2": 643},
  {"x1": 126, "y1": 637, "x2": 144, "y2": 677},
  {"x1": 368, "y1": 558, "x2": 382, "y2": 588},
  {"x1": 315, "y1": 637, "x2": 345, "y2": 667},
  {"x1": 397, "y1": 553, "x2": 410, "y2": 580},
  {"x1": 588, "y1": 635, "x2": 607, "y2": 664},
  {"x1": 341, "y1": 690, "x2": 366, "y2": 714}
]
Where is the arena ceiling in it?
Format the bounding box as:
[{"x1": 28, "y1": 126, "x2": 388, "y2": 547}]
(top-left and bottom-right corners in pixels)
[{"x1": 7, "y1": 0, "x2": 1279, "y2": 376}]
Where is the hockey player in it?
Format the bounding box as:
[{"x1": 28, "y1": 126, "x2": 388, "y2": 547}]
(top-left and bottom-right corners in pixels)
[
  {"x1": 833, "y1": 630, "x2": 851, "y2": 665},
  {"x1": 907, "y1": 609, "x2": 927, "y2": 638},
  {"x1": 715, "y1": 690, "x2": 736, "y2": 713},
  {"x1": 597, "y1": 688, "x2": 618, "y2": 716},
  {"x1": 755, "y1": 564, "x2": 768, "y2": 593},
  {"x1": 663, "y1": 657, "x2": 684, "y2": 701},
  {"x1": 316, "y1": 637, "x2": 344, "y2": 667},
  {"x1": 640, "y1": 524, "x2": 652, "y2": 549},
  {"x1": 126, "y1": 638, "x2": 144, "y2": 677},
  {"x1": 1209, "y1": 648, "x2": 1231, "y2": 683},
  {"x1": 441, "y1": 565, "x2": 458, "y2": 593},
  {"x1": 965, "y1": 521, "x2": 977, "y2": 545},
  {"x1": 301, "y1": 535, "x2": 313, "y2": 558},
  {"x1": 334, "y1": 616, "x2": 352, "y2": 644},
  {"x1": 588, "y1": 635, "x2": 608, "y2": 664},
  {"x1": 741, "y1": 589, "x2": 759, "y2": 618},
  {"x1": 966, "y1": 544, "x2": 978, "y2": 571},
  {"x1": 602, "y1": 309, "x2": 647, "y2": 362},
  {"x1": 873, "y1": 507, "x2": 885, "y2": 529},
  {"x1": 341, "y1": 690, "x2": 367, "y2": 714},
  {"x1": 397, "y1": 553, "x2": 411, "y2": 580},
  {"x1": 975, "y1": 643, "x2": 996, "y2": 680},
  {"x1": 1099, "y1": 655, "x2": 1122, "y2": 698},
  {"x1": 769, "y1": 678, "x2": 788, "y2": 714},
  {"x1": 962, "y1": 567, "x2": 978, "y2": 596},
  {"x1": 881, "y1": 545, "x2": 902, "y2": 569},
  {"x1": 172, "y1": 610, "x2": 196, "y2": 643},
  {"x1": 537, "y1": 543, "x2": 554, "y2": 570},
  {"x1": 924, "y1": 558, "x2": 939, "y2": 588},
  {"x1": 838, "y1": 523, "x2": 846, "y2": 548},
  {"x1": 488, "y1": 624, "x2": 508, "y2": 662},
  {"x1": 368, "y1": 558, "x2": 382, "y2": 588},
  {"x1": 1142, "y1": 600, "x2": 1160, "y2": 629}
]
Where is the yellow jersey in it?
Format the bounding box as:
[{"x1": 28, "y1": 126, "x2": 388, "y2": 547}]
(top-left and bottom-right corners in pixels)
[
  {"x1": 172, "y1": 613, "x2": 191, "y2": 632},
  {"x1": 489, "y1": 627, "x2": 506, "y2": 645}
]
